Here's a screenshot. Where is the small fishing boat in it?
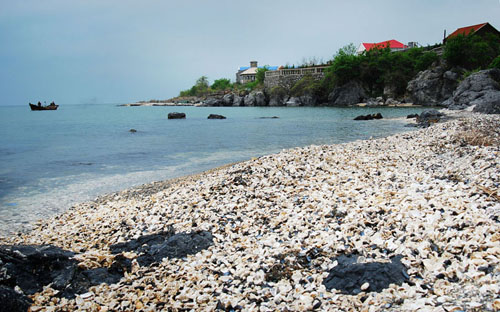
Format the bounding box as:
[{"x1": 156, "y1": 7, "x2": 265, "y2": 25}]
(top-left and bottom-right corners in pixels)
[{"x1": 29, "y1": 102, "x2": 59, "y2": 111}]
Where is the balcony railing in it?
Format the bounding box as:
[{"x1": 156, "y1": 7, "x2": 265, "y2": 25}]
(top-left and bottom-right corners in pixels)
[{"x1": 265, "y1": 66, "x2": 329, "y2": 78}]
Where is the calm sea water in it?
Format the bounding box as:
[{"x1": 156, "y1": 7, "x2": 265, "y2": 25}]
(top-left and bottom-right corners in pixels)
[{"x1": 0, "y1": 104, "x2": 424, "y2": 234}]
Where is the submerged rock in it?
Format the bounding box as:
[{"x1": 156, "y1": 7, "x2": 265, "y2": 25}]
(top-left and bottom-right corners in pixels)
[
  {"x1": 167, "y1": 112, "x2": 186, "y2": 119},
  {"x1": 207, "y1": 114, "x2": 226, "y2": 119},
  {"x1": 323, "y1": 255, "x2": 409, "y2": 295},
  {"x1": 354, "y1": 113, "x2": 383, "y2": 120}
]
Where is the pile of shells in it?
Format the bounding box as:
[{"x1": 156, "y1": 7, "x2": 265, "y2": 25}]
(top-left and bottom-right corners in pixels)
[{"x1": 1, "y1": 112, "x2": 499, "y2": 311}]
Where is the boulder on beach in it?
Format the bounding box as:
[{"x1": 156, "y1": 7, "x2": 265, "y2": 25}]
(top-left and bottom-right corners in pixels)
[
  {"x1": 443, "y1": 68, "x2": 500, "y2": 114},
  {"x1": 416, "y1": 109, "x2": 444, "y2": 127},
  {"x1": 207, "y1": 114, "x2": 226, "y2": 119},
  {"x1": 168, "y1": 112, "x2": 186, "y2": 119}
]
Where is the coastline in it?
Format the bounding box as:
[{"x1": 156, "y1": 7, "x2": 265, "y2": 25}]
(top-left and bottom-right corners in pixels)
[{"x1": 1, "y1": 111, "x2": 499, "y2": 311}]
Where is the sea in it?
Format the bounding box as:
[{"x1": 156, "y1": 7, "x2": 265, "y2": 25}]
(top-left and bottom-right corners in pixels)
[{"x1": 0, "y1": 104, "x2": 425, "y2": 235}]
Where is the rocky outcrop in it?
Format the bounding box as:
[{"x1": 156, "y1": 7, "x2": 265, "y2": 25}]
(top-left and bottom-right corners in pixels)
[
  {"x1": 297, "y1": 95, "x2": 317, "y2": 106},
  {"x1": 222, "y1": 94, "x2": 234, "y2": 106},
  {"x1": 167, "y1": 112, "x2": 186, "y2": 119},
  {"x1": 285, "y1": 97, "x2": 301, "y2": 107},
  {"x1": 203, "y1": 98, "x2": 223, "y2": 106},
  {"x1": 207, "y1": 114, "x2": 226, "y2": 119},
  {"x1": 406, "y1": 66, "x2": 462, "y2": 105},
  {"x1": 233, "y1": 95, "x2": 244, "y2": 106},
  {"x1": 243, "y1": 91, "x2": 267, "y2": 106},
  {"x1": 328, "y1": 81, "x2": 366, "y2": 106},
  {"x1": 443, "y1": 69, "x2": 500, "y2": 114}
]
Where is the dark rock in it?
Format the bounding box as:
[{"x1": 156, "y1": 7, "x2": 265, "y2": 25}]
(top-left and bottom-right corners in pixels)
[
  {"x1": 0, "y1": 244, "x2": 132, "y2": 300},
  {"x1": 167, "y1": 112, "x2": 186, "y2": 119},
  {"x1": 417, "y1": 109, "x2": 443, "y2": 124},
  {"x1": 233, "y1": 95, "x2": 243, "y2": 107},
  {"x1": 443, "y1": 69, "x2": 500, "y2": 114},
  {"x1": 323, "y1": 255, "x2": 409, "y2": 294},
  {"x1": 407, "y1": 114, "x2": 419, "y2": 119},
  {"x1": 244, "y1": 91, "x2": 267, "y2": 107},
  {"x1": 0, "y1": 285, "x2": 32, "y2": 312},
  {"x1": 204, "y1": 98, "x2": 223, "y2": 107},
  {"x1": 406, "y1": 66, "x2": 463, "y2": 105},
  {"x1": 110, "y1": 230, "x2": 213, "y2": 267},
  {"x1": 297, "y1": 94, "x2": 317, "y2": 106},
  {"x1": 354, "y1": 113, "x2": 383, "y2": 121},
  {"x1": 207, "y1": 114, "x2": 226, "y2": 119},
  {"x1": 129, "y1": 129, "x2": 137, "y2": 133},
  {"x1": 328, "y1": 81, "x2": 367, "y2": 106},
  {"x1": 258, "y1": 116, "x2": 279, "y2": 119},
  {"x1": 222, "y1": 94, "x2": 234, "y2": 106}
]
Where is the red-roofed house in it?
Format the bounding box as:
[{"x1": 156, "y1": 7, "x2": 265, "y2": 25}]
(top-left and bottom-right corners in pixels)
[
  {"x1": 444, "y1": 22, "x2": 500, "y2": 43},
  {"x1": 356, "y1": 40, "x2": 408, "y2": 55}
]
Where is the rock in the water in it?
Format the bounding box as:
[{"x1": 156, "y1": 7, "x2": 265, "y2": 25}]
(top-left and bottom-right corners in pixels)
[
  {"x1": 129, "y1": 129, "x2": 137, "y2": 133},
  {"x1": 168, "y1": 112, "x2": 186, "y2": 119},
  {"x1": 110, "y1": 230, "x2": 213, "y2": 267},
  {"x1": 407, "y1": 114, "x2": 419, "y2": 119},
  {"x1": 207, "y1": 114, "x2": 226, "y2": 119},
  {"x1": 328, "y1": 81, "x2": 366, "y2": 106},
  {"x1": 323, "y1": 255, "x2": 409, "y2": 294},
  {"x1": 258, "y1": 116, "x2": 279, "y2": 119},
  {"x1": 354, "y1": 113, "x2": 383, "y2": 120},
  {"x1": 0, "y1": 285, "x2": 32, "y2": 312},
  {"x1": 443, "y1": 68, "x2": 500, "y2": 114},
  {"x1": 406, "y1": 66, "x2": 462, "y2": 106}
]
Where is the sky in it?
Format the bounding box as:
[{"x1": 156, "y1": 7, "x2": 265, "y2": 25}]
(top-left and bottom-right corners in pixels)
[{"x1": 0, "y1": 0, "x2": 499, "y2": 105}]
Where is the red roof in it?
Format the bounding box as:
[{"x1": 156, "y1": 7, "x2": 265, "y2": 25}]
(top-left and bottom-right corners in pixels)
[
  {"x1": 446, "y1": 23, "x2": 488, "y2": 39},
  {"x1": 362, "y1": 40, "x2": 407, "y2": 51}
]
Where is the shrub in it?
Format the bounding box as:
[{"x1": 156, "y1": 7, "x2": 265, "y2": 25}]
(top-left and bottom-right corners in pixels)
[
  {"x1": 256, "y1": 66, "x2": 269, "y2": 85},
  {"x1": 489, "y1": 55, "x2": 500, "y2": 69}
]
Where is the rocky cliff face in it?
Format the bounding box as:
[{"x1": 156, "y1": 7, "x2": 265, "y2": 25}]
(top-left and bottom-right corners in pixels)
[
  {"x1": 406, "y1": 66, "x2": 462, "y2": 106},
  {"x1": 327, "y1": 81, "x2": 367, "y2": 106},
  {"x1": 443, "y1": 68, "x2": 500, "y2": 114}
]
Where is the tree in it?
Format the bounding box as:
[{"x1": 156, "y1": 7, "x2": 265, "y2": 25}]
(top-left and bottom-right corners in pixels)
[
  {"x1": 211, "y1": 78, "x2": 232, "y2": 91},
  {"x1": 444, "y1": 32, "x2": 500, "y2": 70},
  {"x1": 256, "y1": 66, "x2": 269, "y2": 84}
]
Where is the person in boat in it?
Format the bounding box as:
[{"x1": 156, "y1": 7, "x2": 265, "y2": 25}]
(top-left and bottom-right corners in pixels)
[
  {"x1": 50, "y1": 101, "x2": 55, "y2": 106},
  {"x1": 37, "y1": 101, "x2": 41, "y2": 107}
]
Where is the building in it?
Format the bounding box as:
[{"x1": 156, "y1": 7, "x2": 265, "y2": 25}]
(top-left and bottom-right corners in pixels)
[
  {"x1": 444, "y1": 22, "x2": 500, "y2": 43},
  {"x1": 236, "y1": 61, "x2": 279, "y2": 83},
  {"x1": 356, "y1": 40, "x2": 408, "y2": 55}
]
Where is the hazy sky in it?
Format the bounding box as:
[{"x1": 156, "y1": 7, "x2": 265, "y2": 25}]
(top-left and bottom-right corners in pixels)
[{"x1": 1, "y1": 0, "x2": 499, "y2": 105}]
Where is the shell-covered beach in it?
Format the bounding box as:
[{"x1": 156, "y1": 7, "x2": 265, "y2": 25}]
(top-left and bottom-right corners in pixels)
[{"x1": 1, "y1": 112, "x2": 499, "y2": 311}]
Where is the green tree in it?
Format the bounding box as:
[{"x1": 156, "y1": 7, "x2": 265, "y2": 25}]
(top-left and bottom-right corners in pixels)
[
  {"x1": 195, "y1": 76, "x2": 210, "y2": 94},
  {"x1": 256, "y1": 66, "x2": 269, "y2": 84},
  {"x1": 211, "y1": 78, "x2": 232, "y2": 91}
]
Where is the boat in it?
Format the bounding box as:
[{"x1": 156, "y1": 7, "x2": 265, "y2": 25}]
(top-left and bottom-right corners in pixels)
[{"x1": 29, "y1": 102, "x2": 59, "y2": 111}]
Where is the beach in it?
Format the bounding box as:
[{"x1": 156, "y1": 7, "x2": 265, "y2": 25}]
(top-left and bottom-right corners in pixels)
[{"x1": 1, "y1": 111, "x2": 499, "y2": 311}]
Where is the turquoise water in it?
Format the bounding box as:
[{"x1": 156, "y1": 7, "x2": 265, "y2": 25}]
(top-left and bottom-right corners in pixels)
[{"x1": 0, "y1": 104, "x2": 424, "y2": 234}]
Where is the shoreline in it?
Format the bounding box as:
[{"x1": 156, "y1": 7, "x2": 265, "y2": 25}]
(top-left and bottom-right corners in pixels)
[{"x1": 1, "y1": 111, "x2": 499, "y2": 310}]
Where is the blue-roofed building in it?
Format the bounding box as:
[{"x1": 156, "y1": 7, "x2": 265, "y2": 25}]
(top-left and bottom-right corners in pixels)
[{"x1": 236, "y1": 61, "x2": 279, "y2": 84}]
